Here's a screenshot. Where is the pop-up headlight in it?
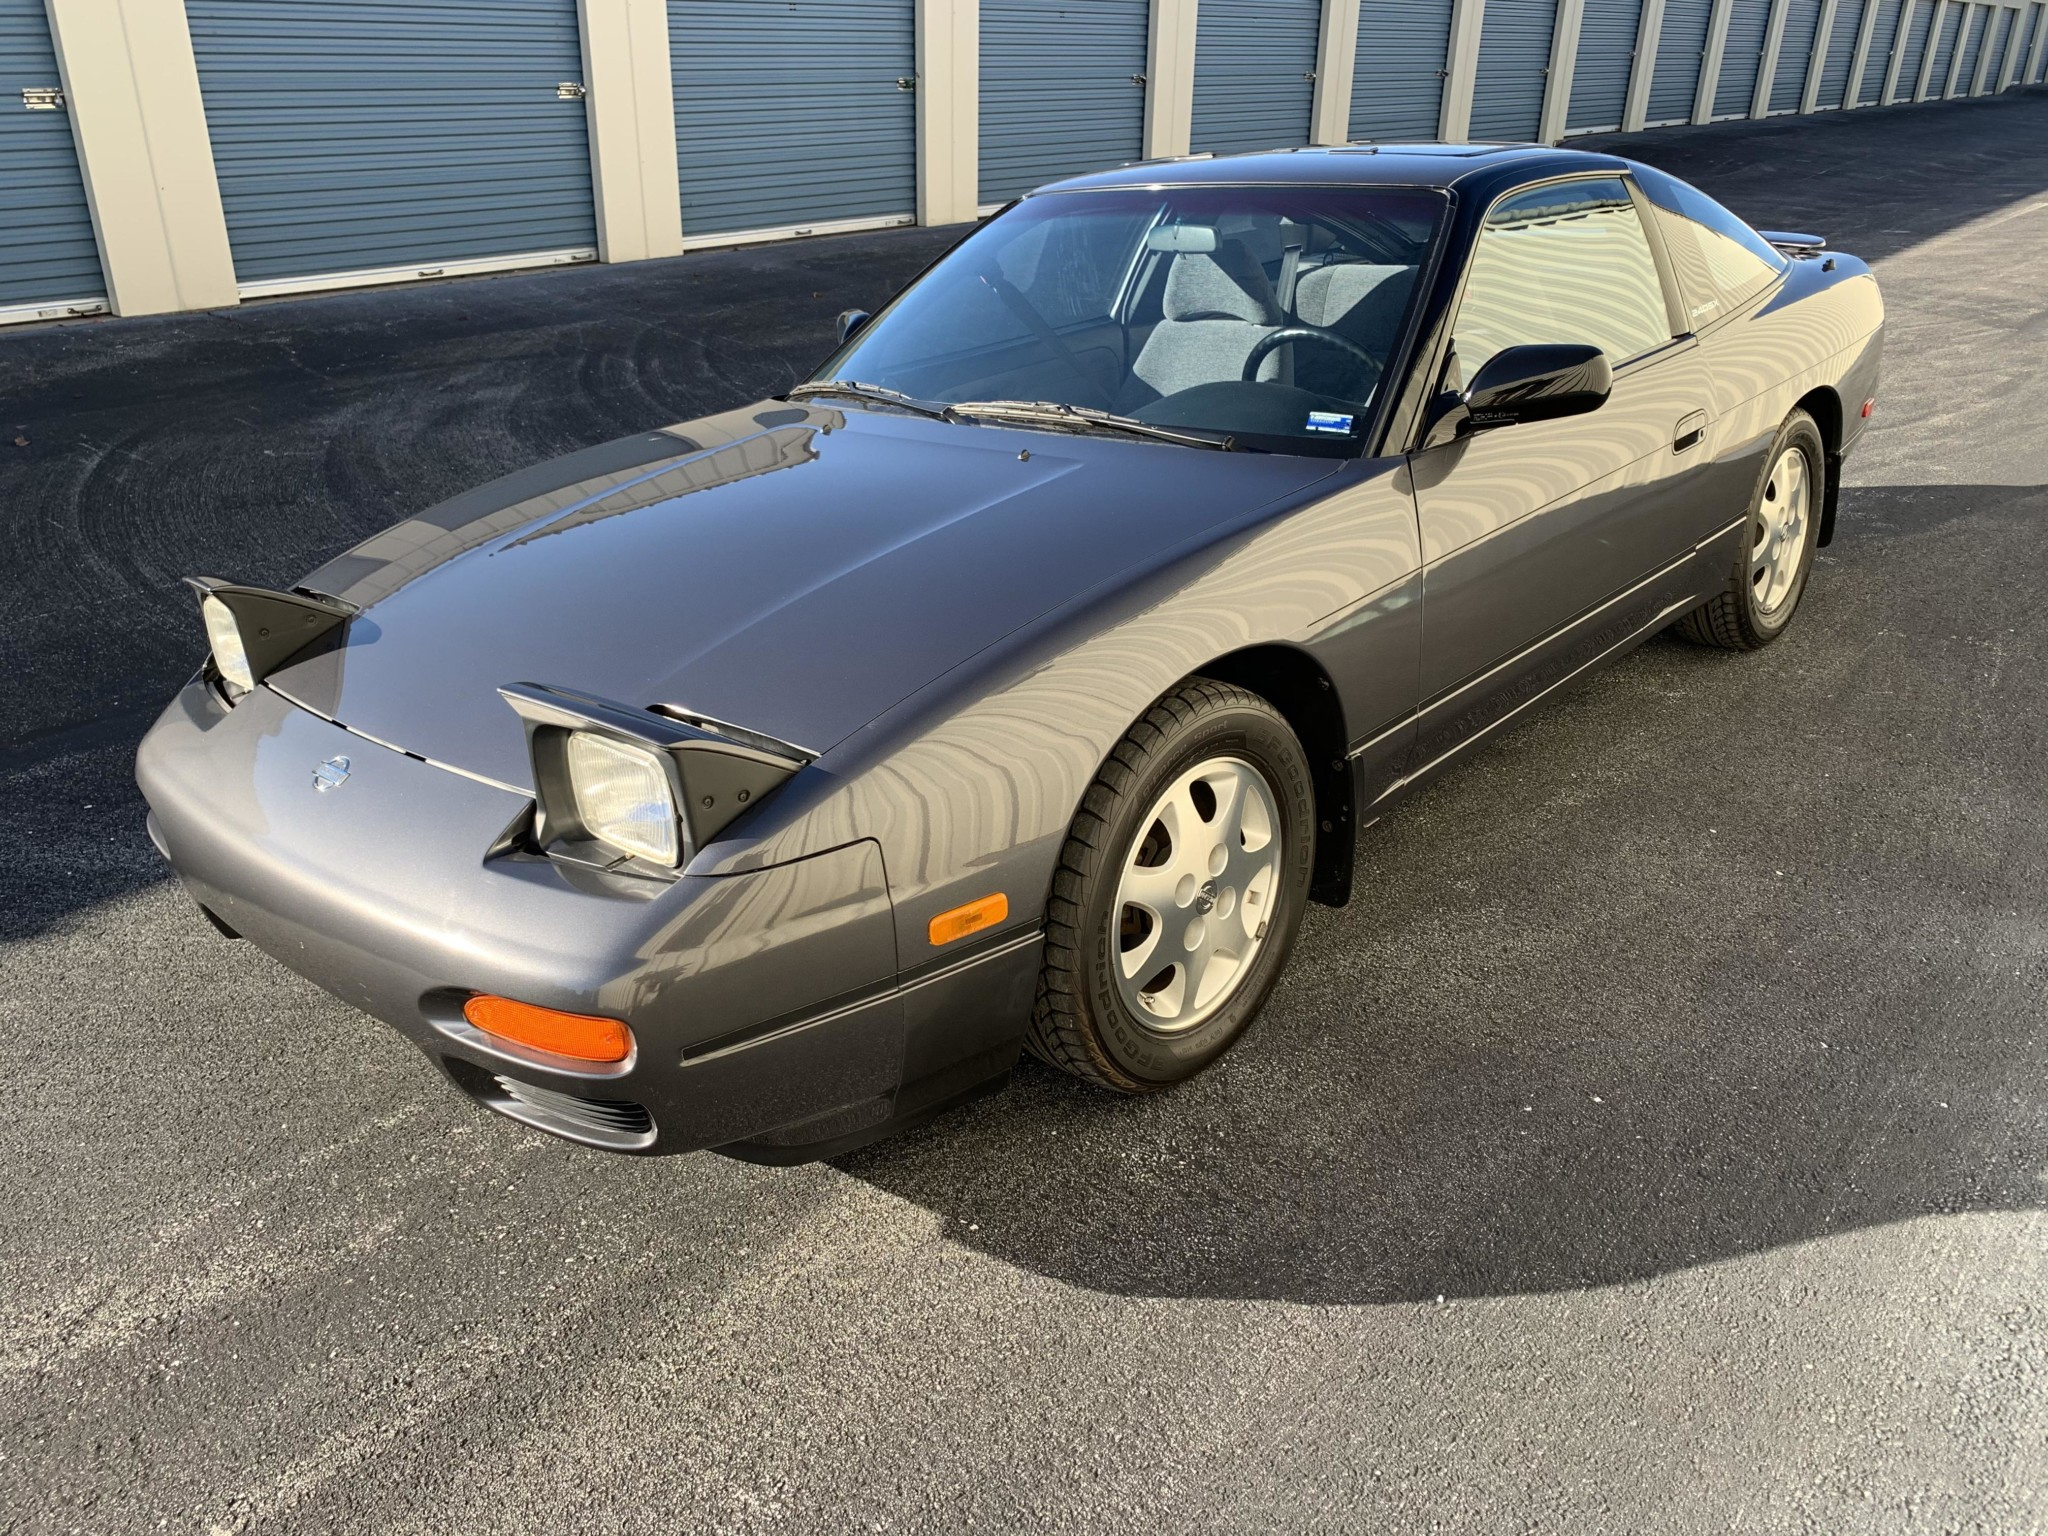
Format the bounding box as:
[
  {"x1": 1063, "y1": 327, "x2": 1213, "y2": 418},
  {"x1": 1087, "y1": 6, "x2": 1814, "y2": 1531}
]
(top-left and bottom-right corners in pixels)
[
  {"x1": 563, "y1": 731, "x2": 680, "y2": 867},
  {"x1": 500, "y1": 683, "x2": 813, "y2": 874},
  {"x1": 184, "y1": 577, "x2": 357, "y2": 699}
]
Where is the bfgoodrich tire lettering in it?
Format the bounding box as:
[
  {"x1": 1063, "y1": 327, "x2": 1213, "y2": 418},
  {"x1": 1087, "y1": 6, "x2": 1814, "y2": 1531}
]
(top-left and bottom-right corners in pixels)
[{"x1": 1027, "y1": 678, "x2": 1317, "y2": 1093}]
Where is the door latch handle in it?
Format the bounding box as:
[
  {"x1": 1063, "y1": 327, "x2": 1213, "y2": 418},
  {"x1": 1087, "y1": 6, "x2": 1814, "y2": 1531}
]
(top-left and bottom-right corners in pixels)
[{"x1": 1673, "y1": 411, "x2": 1707, "y2": 453}]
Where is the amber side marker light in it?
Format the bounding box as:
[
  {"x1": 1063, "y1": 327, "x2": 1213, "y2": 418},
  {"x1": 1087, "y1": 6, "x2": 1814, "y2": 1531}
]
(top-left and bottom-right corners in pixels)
[
  {"x1": 929, "y1": 893, "x2": 1008, "y2": 946},
  {"x1": 462, "y1": 995, "x2": 633, "y2": 1064}
]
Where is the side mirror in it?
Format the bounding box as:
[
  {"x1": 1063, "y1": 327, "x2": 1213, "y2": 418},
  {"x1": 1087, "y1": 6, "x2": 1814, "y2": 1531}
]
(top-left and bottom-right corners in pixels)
[
  {"x1": 836, "y1": 308, "x2": 872, "y2": 344},
  {"x1": 1423, "y1": 343, "x2": 1612, "y2": 447}
]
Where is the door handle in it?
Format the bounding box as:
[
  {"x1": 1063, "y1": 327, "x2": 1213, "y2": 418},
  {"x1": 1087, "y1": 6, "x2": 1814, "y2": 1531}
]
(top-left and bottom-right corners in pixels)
[{"x1": 1673, "y1": 411, "x2": 1707, "y2": 453}]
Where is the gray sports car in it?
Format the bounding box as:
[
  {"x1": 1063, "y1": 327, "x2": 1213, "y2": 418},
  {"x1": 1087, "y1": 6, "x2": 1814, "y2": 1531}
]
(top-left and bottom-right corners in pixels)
[{"x1": 137, "y1": 143, "x2": 1882, "y2": 1159}]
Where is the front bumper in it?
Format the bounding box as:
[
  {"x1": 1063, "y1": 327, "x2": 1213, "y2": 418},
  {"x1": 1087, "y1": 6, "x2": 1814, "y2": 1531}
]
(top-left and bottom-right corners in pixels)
[{"x1": 137, "y1": 683, "x2": 1033, "y2": 1156}]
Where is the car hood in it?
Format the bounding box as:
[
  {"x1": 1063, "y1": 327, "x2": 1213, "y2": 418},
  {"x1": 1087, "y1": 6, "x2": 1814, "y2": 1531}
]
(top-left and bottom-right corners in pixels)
[{"x1": 271, "y1": 401, "x2": 1341, "y2": 791}]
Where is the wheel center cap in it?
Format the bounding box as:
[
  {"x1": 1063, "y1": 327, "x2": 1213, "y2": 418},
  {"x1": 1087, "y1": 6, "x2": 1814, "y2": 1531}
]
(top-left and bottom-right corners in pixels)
[{"x1": 1194, "y1": 880, "x2": 1217, "y2": 914}]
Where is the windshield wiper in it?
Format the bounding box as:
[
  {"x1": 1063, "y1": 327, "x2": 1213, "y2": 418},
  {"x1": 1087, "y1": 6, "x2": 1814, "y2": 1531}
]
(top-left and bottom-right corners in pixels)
[
  {"x1": 785, "y1": 380, "x2": 951, "y2": 419},
  {"x1": 944, "y1": 399, "x2": 1237, "y2": 451}
]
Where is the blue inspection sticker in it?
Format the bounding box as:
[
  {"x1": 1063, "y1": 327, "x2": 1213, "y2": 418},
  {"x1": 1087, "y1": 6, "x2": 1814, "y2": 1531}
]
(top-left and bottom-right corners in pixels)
[{"x1": 1304, "y1": 411, "x2": 1354, "y2": 434}]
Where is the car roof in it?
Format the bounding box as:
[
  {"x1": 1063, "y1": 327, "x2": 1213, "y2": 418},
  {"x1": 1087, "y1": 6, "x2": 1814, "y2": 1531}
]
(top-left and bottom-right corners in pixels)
[{"x1": 1028, "y1": 142, "x2": 1634, "y2": 199}]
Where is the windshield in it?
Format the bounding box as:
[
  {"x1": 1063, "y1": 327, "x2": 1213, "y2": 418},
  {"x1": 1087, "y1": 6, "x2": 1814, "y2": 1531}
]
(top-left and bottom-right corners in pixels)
[{"x1": 814, "y1": 185, "x2": 1447, "y2": 455}]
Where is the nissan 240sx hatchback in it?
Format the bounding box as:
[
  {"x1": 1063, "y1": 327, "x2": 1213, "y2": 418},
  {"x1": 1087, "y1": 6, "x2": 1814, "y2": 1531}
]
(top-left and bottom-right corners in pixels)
[{"x1": 138, "y1": 143, "x2": 1882, "y2": 1159}]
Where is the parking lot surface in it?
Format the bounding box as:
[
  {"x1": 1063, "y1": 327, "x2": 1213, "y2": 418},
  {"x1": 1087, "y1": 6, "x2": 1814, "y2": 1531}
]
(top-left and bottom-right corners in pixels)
[{"x1": 4, "y1": 93, "x2": 2045, "y2": 1534}]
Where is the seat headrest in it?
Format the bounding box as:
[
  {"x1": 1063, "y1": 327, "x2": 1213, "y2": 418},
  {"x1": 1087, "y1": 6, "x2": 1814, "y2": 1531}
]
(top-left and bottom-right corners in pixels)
[
  {"x1": 1293, "y1": 264, "x2": 1415, "y2": 329},
  {"x1": 1162, "y1": 238, "x2": 1280, "y2": 324}
]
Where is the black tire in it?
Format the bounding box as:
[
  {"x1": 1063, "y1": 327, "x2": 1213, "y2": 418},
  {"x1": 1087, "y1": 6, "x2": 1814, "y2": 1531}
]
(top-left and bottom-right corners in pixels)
[
  {"x1": 1026, "y1": 678, "x2": 1317, "y2": 1093},
  {"x1": 1678, "y1": 408, "x2": 1825, "y2": 650}
]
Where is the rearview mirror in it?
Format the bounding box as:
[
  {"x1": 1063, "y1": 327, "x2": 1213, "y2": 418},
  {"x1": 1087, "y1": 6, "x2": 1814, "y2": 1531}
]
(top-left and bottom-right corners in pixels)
[
  {"x1": 1424, "y1": 343, "x2": 1612, "y2": 447},
  {"x1": 836, "y1": 308, "x2": 872, "y2": 344}
]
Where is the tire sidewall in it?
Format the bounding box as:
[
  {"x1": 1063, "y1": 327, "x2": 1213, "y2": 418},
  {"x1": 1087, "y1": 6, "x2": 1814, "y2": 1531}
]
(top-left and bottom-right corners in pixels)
[
  {"x1": 1744, "y1": 413, "x2": 1825, "y2": 640},
  {"x1": 1075, "y1": 704, "x2": 1316, "y2": 1086}
]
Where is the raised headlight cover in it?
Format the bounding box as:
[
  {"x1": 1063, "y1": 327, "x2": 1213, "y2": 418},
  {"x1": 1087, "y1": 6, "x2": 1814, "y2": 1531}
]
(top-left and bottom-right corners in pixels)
[
  {"x1": 182, "y1": 577, "x2": 356, "y2": 697},
  {"x1": 200, "y1": 595, "x2": 256, "y2": 692},
  {"x1": 564, "y1": 731, "x2": 680, "y2": 867}
]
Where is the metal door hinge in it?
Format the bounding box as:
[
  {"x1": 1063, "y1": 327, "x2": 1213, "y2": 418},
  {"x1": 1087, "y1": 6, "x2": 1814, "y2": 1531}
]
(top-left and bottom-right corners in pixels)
[
  {"x1": 556, "y1": 81, "x2": 586, "y2": 100},
  {"x1": 896, "y1": 75, "x2": 918, "y2": 91},
  {"x1": 22, "y1": 86, "x2": 64, "y2": 110}
]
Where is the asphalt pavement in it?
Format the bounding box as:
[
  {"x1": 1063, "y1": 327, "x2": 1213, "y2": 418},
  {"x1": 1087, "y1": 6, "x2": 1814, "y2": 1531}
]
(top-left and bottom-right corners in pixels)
[{"x1": 3, "y1": 92, "x2": 2045, "y2": 1534}]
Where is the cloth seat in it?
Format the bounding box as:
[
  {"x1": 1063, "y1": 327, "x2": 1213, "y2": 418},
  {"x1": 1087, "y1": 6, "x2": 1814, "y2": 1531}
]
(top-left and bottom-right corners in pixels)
[
  {"x1": 1287, "y1": 262, "x2": 1417, "y2": 396},
  {"x1": 1121, "y1": 238, "x2": 1283, "y2": 407}
]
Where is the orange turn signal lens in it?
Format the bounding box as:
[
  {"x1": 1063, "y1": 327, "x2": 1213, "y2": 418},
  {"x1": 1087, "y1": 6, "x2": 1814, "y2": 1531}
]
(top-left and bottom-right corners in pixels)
[
  {"x1": 928, "y1": 893, "x2": 1008, "y2": 947},
  {"x1": 461, "y1": 995, "x2": 633, "y2": 1064}
]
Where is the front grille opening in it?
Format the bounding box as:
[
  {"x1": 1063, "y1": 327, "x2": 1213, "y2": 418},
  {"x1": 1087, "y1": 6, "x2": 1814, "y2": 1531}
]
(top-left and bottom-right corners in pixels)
[{"x1": 446, "y1": 1057, "x2": 656, "y2": 1150}]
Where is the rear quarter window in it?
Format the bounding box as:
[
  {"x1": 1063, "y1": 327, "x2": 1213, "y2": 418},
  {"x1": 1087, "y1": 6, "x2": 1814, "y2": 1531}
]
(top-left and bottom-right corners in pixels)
[{"x1": 1631, "y1": 164, "x2": 1788, "y2": 324}]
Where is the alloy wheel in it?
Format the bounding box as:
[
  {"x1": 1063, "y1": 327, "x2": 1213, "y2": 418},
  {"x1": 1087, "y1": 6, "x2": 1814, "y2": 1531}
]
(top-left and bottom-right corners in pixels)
[
  {"x1": 1751, "y1": 444, "x2": 1811, "y2": 615},
  {"x1": 1111, "y1": 756, "x2": 1283, "y2": 1034}
]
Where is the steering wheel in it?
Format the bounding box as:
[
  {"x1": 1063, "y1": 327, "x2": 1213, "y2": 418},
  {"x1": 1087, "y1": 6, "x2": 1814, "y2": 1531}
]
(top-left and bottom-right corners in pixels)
[{"x1": 1241, "y1": 325, "x2": 1383, "y2": 385}]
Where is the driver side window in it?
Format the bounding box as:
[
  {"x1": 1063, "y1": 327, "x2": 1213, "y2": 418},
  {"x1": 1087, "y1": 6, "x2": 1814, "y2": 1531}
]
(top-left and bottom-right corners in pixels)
[{"x1": 1453, "y1": 179, "x2": 1674, "y2": 383}]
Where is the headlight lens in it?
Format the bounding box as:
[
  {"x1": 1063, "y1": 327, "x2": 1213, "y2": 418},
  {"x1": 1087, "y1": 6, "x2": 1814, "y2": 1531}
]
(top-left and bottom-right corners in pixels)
[
  {"x1": 200, "y1": 595, "x2": 255, "y2": 692},
  {"x1": 564, "y1": 731, "x2": 679, "y2": 866}
]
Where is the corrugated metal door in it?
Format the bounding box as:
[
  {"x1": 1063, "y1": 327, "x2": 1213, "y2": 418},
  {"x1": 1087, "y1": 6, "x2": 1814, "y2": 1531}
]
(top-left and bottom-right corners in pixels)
[
  {"x1": 187, "y1": 0, "x2": 597, "y2": 288},
  {"x1": 2010, "y1": 4, "x2": 2036, "y2": 80},
  {"x1": 671, "y1": 0, "x2": 915, "y2": 237},
  {"x1": 1470, "y1": 0, "x2": 1558, "y2": 139},
  {"x1": 1770, "y1": 0, "x2": 1825, "y2": 107},
  {"x1": 1352, "y1": 0, "x2": 1454, "y2": 139},
  {"x1": 1896, "y1": 0, "x2": 1935, "y2": 89},
  {"x1": 980, "y1": 0, "x2": 1148, "y2": 203},
  {"x1": 1190, "y1": 0, "x2": 1321, "y2": 153},
  {"x1": 1566, "y1": 0, "x2": 1644, "y2": 131},
  {"x1": 0, "y1": 0, "x2": 104, "y2": 316},
  {"x1": 1856, "y1": 0, "x2": 1906, "y2": 99},
  {"x1": 1924, "y1": 0, "x2": 1964, "y2": 90},
  {"x1": 1714, "y1": 0, "x2": 1774, "y2": 114},
  {"x1": 1816, "y1": 0, "x2": 1867, "y2": 103},
  {"x1": 2031, "y1": 4, "x2": 2047, "y2": 81},
  {"x1": 1982, "y1": 4, "x2": 2012, "y2": 84},
  {"x1": 1649, "y1": 0, "x2": 1714, "y2": 119},
  {"x1": 1953, "y1": 3, "x2": 1987, "y2": 85}
]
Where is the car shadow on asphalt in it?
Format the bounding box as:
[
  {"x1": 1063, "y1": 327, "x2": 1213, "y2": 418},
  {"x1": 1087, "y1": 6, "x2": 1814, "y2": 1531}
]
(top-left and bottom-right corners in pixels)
[{"x1": 836, "y1": 480, "x2": 2048, "y2": 1304}]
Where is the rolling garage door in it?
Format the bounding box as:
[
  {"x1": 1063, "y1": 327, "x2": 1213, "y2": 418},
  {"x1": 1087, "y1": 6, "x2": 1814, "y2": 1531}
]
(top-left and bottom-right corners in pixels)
[
  {"x1": 1190, "y1": 0, "x2": 1321, "y2": 154},
  {"x1": 1470, "y1": 0, "x2": 1557, "y2": 139},
  {"x1": 1352, "y1": 0, "x2": 1454, "y2": 138},
  {"x1": 2031, "y1": 4, "x2": 2047, "y2": 81},
  {"x1": 2005, "y1": 4, "x2": 2029, "y2": 82},
  {"x1": 671, "y1": 0, "x2": 915, "y2": 239},
  {"x1": 1566, "y1": 0, "x2": 1644, "y2": 132},
  {"x1": 1815, "y1": 0, "x2": 1867, "y2": 104},
  {"x1": 1982, "y1": 4, "x2": 2012, "y2": 85},
  {"x1": 1896, "y1": 0, "x2": 1936, "y2": 91},
  {"x1": 187, "y1": 0, "x2": 597, "y2": 291},
  {"x1": 1954, "y1": 3, "x2": 1988, "y2": 85},
  {"x1": 1924, "y1": 0, "x2": 1964, "y2": 92},
  {"x1": 1856, "y1": 0, "x2": 1907, "y2": 100},
  {"x1": 1769, "y1": 0, "x2": 1825, "y2": 107},
  {"x1": 1715, "y1": 0, "x2": 1775, "y2": 115},
  {"x1": 1648, "y1": 0, "x2": 1714, "y2": 119},
  {"x1": 0, "y1": 0, "x2": 104, "y2": 319},
  {"x1": 980, "y1": 0, "x2": 1148, "y2": 203}
]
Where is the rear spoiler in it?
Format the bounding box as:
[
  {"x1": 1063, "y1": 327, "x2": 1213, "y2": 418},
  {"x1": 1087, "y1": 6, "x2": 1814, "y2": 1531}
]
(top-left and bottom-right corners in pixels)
[{"x1": 1758, "y1": 229, "x2": 1827, "y2": 257}]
